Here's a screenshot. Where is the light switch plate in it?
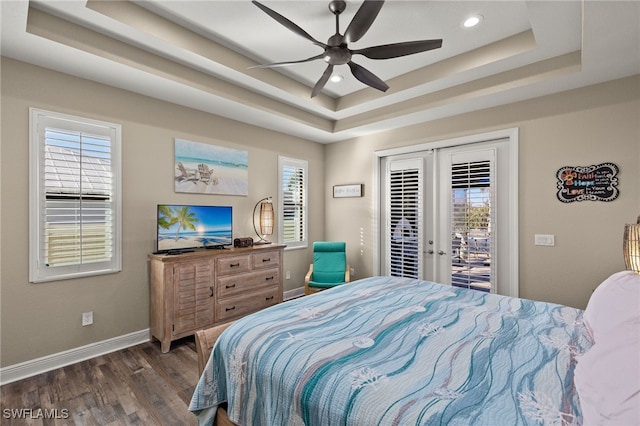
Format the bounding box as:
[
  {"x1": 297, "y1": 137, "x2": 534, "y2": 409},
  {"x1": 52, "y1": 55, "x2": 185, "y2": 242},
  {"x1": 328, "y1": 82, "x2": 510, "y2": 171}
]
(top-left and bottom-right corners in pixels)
[{"x1": 534, "y1": 234, "x2": 555, "y2": 246}]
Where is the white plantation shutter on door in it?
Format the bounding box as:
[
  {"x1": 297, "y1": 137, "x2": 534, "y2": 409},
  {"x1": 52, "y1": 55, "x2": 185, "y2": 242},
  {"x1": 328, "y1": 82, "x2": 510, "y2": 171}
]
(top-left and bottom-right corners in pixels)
[
  {"x1": 30, "y1": 109, "x2": 121, "y2": 282},
  {"x1": 387, "y1": 159, "x2": 423, "y2": 279},
  {"x1": 450, "y1": 155, "x2": 495, "y2": 291}
]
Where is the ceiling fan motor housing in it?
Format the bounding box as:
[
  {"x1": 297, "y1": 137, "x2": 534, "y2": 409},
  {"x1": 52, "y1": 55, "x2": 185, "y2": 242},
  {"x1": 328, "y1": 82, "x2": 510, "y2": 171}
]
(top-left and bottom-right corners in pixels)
[
  {"x1": 325, "y1": 33, "x2": 351, "y2": 65},
  {"x1": 329, "y1": 1, "x2": 347, "y2": 15}
]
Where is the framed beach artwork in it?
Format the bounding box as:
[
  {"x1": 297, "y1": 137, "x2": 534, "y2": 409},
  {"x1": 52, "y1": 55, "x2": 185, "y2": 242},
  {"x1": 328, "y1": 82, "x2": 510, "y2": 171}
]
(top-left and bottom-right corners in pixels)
[{"x1": 174, "y1": 139, "x2": 248, "y2": 196}]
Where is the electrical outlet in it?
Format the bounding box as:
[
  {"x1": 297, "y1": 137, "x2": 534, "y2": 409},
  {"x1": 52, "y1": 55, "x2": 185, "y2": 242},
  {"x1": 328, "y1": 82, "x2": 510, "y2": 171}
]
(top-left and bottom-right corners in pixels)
[
  {"x1": 285, "y1": 271, "x2": 291, "y2": 280},
  {"x1": 82, "y1": 311, "x2": 93, "y2": 326},
  {"x1": 350, "y1": 267, "x2": 356, "y2": 277}
]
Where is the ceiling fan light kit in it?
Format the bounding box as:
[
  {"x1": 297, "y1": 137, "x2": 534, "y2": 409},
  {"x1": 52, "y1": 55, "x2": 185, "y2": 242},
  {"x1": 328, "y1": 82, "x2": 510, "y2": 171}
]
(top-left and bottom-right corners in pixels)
[{"x1": 251, "y1": 0, "x2": 443, "y2": 97}]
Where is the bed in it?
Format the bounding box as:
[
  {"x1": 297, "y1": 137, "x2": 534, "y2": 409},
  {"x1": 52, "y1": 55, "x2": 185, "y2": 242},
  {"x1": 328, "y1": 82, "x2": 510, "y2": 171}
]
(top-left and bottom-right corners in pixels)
[{"x1": 189, "y1": 272, "x2": 640, "y2": 426}]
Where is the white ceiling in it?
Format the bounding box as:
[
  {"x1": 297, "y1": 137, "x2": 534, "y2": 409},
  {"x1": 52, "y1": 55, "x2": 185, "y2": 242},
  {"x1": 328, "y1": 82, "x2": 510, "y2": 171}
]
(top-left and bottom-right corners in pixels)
[{"x1": 1, "y1": 0, "x2": 639, "y2": 143}]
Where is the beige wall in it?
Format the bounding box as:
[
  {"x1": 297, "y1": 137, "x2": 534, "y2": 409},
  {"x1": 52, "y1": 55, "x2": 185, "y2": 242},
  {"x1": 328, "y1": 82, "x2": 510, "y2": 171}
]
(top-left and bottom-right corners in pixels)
[
  {"x1": 325, "y1": 75, "x2": 640, "y2": 310},
  {"x1": 0, "y1": 58, "x2": 324, "y2": 367},
  {"x1": 2, "y1": 56, "x2": 639, "y2": 369}
]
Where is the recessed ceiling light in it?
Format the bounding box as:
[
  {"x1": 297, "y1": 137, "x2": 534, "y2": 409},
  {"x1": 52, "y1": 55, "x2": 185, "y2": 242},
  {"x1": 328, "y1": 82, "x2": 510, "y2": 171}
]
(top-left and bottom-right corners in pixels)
[
  {"x1": 463, "y1": 15, "x2": 483, "y2": 28},
  {"x1": 330, "y1": 74, "x2": 343, "y2": 83}
]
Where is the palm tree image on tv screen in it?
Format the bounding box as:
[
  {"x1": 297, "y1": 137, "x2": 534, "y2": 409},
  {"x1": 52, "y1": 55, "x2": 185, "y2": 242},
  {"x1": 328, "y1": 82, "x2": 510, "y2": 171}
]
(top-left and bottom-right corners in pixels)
[{"x1": 156, "y1": 205, "x2": 233, "y2": 253}]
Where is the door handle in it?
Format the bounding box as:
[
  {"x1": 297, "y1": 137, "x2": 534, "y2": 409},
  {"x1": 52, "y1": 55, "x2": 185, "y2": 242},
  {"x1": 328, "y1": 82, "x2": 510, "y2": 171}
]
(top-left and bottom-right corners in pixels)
[
  {"x1": 438, "y1": 250, "x2": 446, "y2": 255},
  {"x1": 427, "y1": 249, "x2": 434, "y2": 254}
]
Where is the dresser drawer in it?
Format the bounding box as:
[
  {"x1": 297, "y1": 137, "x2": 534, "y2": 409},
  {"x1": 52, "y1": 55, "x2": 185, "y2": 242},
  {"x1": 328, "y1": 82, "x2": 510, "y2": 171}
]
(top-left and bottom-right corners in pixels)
[
  {"x1": 215, "y1": 287, "x2": 280, "y2": 322},
  {"x1": 216, "y1": 255, "x2": 251, "y2": 276},
  {"x1": 217, "y1": 268, "x2": 280, "y2": 298},
  {"x1": 251, "y1": 250, "x2": 280, "y2": 269}
]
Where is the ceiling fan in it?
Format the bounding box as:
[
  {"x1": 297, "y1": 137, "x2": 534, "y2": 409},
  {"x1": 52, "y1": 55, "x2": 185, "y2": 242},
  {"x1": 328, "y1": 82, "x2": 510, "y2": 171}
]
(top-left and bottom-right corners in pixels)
[{"x1": 251, "y1": 0, "x2": 443, "y2": 97}]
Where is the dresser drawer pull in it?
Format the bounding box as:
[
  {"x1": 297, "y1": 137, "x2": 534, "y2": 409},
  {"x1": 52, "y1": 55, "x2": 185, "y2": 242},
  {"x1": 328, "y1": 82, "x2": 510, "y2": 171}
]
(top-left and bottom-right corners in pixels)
[
  {"x1": 210, "y1": 286, "x2": 214, "y2": 297},
  {"x1": 262, "y1": 258, "x2": 271, "y2": 262},
  {"x1": 266, "y1": 296, "x2": 274, "y2": 301},
  {"x1": 265, "y1": 276, "x2": 274, "y2": 281},
  {"x1": 225, "y1": 306, "x2": 236, "y2": 312},
  {"x1": 226, "y1": 284, "x2": 236, "y2": 289},
  {"x1": 229, "y1": 262, "x2": 240, "y2": 268}
]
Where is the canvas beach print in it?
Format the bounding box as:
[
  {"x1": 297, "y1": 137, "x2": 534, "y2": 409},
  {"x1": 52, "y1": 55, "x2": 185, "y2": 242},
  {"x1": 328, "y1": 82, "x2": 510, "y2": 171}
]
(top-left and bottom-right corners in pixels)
[{"x1": 174, "y1": 139, "x2": 248, "y2": 195}]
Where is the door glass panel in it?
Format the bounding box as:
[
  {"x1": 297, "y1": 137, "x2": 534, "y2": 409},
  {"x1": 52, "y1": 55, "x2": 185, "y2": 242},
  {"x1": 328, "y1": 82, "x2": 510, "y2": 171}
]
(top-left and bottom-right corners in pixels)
[{"x1": 450, "y1": 159, "x2": 493, "y2": 292}]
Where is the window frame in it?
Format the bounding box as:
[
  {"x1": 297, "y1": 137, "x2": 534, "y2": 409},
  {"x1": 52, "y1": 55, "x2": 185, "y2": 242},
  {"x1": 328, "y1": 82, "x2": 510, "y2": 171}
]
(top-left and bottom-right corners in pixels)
[
  {"x1": 278, "y1": 156, "x2": 308, "y2": 250},
  {"x1": 29, "y1": 108, "x2": 122, "y2": 283}
]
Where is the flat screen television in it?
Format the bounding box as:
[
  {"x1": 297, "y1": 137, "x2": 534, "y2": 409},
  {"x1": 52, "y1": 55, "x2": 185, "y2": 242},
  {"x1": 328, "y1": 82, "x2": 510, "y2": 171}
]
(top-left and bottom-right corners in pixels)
[{"x1": 156, "y1": 204, "x2": 232, "y2": 253}]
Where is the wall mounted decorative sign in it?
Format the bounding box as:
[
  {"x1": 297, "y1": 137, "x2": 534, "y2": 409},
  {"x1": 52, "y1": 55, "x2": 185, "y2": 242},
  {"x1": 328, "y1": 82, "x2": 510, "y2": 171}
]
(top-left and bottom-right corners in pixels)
[
  {"x1": 556, "y1": 163, "x2": 619, "y2": 203},
  {"x1": 174, "y1": 138, "x2": 248, "y2": 195},
  {"x1": 333, "y1": 184, "x2": 364, "y2": 198}
]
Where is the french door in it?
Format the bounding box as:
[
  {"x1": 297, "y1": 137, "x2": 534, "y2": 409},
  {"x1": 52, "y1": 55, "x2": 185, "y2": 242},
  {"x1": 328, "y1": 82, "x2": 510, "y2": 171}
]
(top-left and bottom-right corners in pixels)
[{"x1": 379, "y1": 131, "x2": 518, "y2": 296}]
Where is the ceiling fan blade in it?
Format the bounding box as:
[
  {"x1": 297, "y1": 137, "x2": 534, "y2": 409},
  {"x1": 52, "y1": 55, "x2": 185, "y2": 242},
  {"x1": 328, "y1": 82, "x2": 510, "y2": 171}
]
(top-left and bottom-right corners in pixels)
[
  {"x1": 311, "y1": 64, "x2": 334, "y2": 98},
  {"x1": 249, "y1": 54, "x2": 325, "y2": 69},
  {"x1": 352, "y1": 39, "x2": 443, "y2": 60},
  {"x1": 344, "y1": 0, "x2": 385, "y2": 43},
  {"x1": 252, "y1": 1, "x2": 327, "y2": 49},
  {"x1": 347, "y1": 61, "x2": 389, "y2": 92}
]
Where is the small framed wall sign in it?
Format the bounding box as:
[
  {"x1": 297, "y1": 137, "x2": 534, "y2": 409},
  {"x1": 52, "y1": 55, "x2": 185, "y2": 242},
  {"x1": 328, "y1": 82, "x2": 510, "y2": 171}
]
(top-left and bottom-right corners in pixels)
[
  {"x1": 556, "y1": 163, "x2": 619, "y2": 203},
  {"x1": 333, "y1": 184, "x2": 363, "y2": 198}
]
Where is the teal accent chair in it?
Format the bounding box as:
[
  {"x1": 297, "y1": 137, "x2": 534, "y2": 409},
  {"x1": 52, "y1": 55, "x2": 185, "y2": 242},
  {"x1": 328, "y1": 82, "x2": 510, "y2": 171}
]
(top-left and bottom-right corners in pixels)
[{"x1": 305, "y1": 241, "x2": 350, "y2": 295}]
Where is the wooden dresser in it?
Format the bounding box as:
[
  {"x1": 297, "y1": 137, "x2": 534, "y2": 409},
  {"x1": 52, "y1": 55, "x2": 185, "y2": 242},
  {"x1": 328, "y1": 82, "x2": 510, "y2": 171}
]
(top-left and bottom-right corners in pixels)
[{"x1": 149, "y1": 244, "x2": 285, "y2": 352}]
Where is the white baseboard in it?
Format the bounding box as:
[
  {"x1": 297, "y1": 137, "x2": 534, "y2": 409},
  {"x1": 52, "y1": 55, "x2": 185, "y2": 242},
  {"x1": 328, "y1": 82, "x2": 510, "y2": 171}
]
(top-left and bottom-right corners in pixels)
[
  {"x1": 1, "y1": 292, "x2": 305, "y2": 386},
  {"x1": 284, "y1": 286, "x2": 305, "y2": 301},
  {"x1": 0, "y1": 329, "x2": 150, "y2": 386}
]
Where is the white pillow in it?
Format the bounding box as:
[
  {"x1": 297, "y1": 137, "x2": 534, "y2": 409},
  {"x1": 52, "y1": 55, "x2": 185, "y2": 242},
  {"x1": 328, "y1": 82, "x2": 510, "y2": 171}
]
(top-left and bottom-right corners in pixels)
[
  {"x1": 583, "y1": 271, "x2": 640, "y2": 341},
  {"x1": 575, "y1": 271, "x2": 640, "y2": 425}
]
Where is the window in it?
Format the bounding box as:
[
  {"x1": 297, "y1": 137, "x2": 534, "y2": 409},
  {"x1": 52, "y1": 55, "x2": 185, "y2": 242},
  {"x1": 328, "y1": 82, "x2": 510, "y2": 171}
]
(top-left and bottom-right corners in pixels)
[
  {"x1": 278, "y1": 156, "x2": 307, "y2": 249},
  {"x1": 29, "y1": 108, "x2": 122, "y2": 282}
]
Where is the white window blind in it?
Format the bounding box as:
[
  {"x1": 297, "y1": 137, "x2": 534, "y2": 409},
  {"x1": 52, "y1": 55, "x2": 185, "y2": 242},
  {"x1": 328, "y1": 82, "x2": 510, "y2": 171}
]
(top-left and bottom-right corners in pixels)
[
  {"x1": 30, "y1": 109, "x2": 121, "y2": 282},
  {"x1": 450, "y1": 158, "x2": 494, "y2": 291},
  {"x1": 278, "y1": 156, "x2": 307, "y2": 249},
  {"x1": 387, "y1": 159, "x2": 423, "y2": 279}
]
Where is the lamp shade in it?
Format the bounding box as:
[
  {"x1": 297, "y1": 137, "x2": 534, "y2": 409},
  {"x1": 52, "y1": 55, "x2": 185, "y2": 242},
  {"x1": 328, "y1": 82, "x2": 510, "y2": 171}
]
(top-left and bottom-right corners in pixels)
[
  {"x1": 253, "y1": 197, "x2": 274, "y2": 245},
  {"x1": 260, "y1": 201, "x2": 274, "y2": 236},
  {"x1": 623, "y1": 215, "x2": 640, "y2": 274}
]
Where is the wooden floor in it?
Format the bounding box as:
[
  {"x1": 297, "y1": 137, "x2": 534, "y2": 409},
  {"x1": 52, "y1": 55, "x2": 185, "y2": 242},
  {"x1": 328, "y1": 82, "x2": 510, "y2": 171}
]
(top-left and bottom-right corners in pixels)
[{"x1": 0, "y1": 338, "x2": 199, "y2": 425}]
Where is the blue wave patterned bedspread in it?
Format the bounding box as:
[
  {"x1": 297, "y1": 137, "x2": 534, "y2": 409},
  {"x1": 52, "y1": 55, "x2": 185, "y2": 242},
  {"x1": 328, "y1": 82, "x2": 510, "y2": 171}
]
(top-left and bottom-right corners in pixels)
[{"x1": 190, "y1": 276, "x2": 592, "y2": 426}]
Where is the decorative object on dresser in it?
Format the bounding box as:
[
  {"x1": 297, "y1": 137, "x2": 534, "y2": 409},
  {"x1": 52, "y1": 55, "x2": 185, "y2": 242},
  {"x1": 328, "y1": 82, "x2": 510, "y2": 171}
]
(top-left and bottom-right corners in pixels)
[
  {"x1": 233, "y1": 237, "x2": 254, "y2": 248},
  {"x1": 623, "y1": 214, "x2": 640, "y2": 273},
  {"x1": 148, "y1": 244, "x2": 285, "y2": 353},
  {"x1": 252, "y1": 196, "x2": 274, "y2": 245}
]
